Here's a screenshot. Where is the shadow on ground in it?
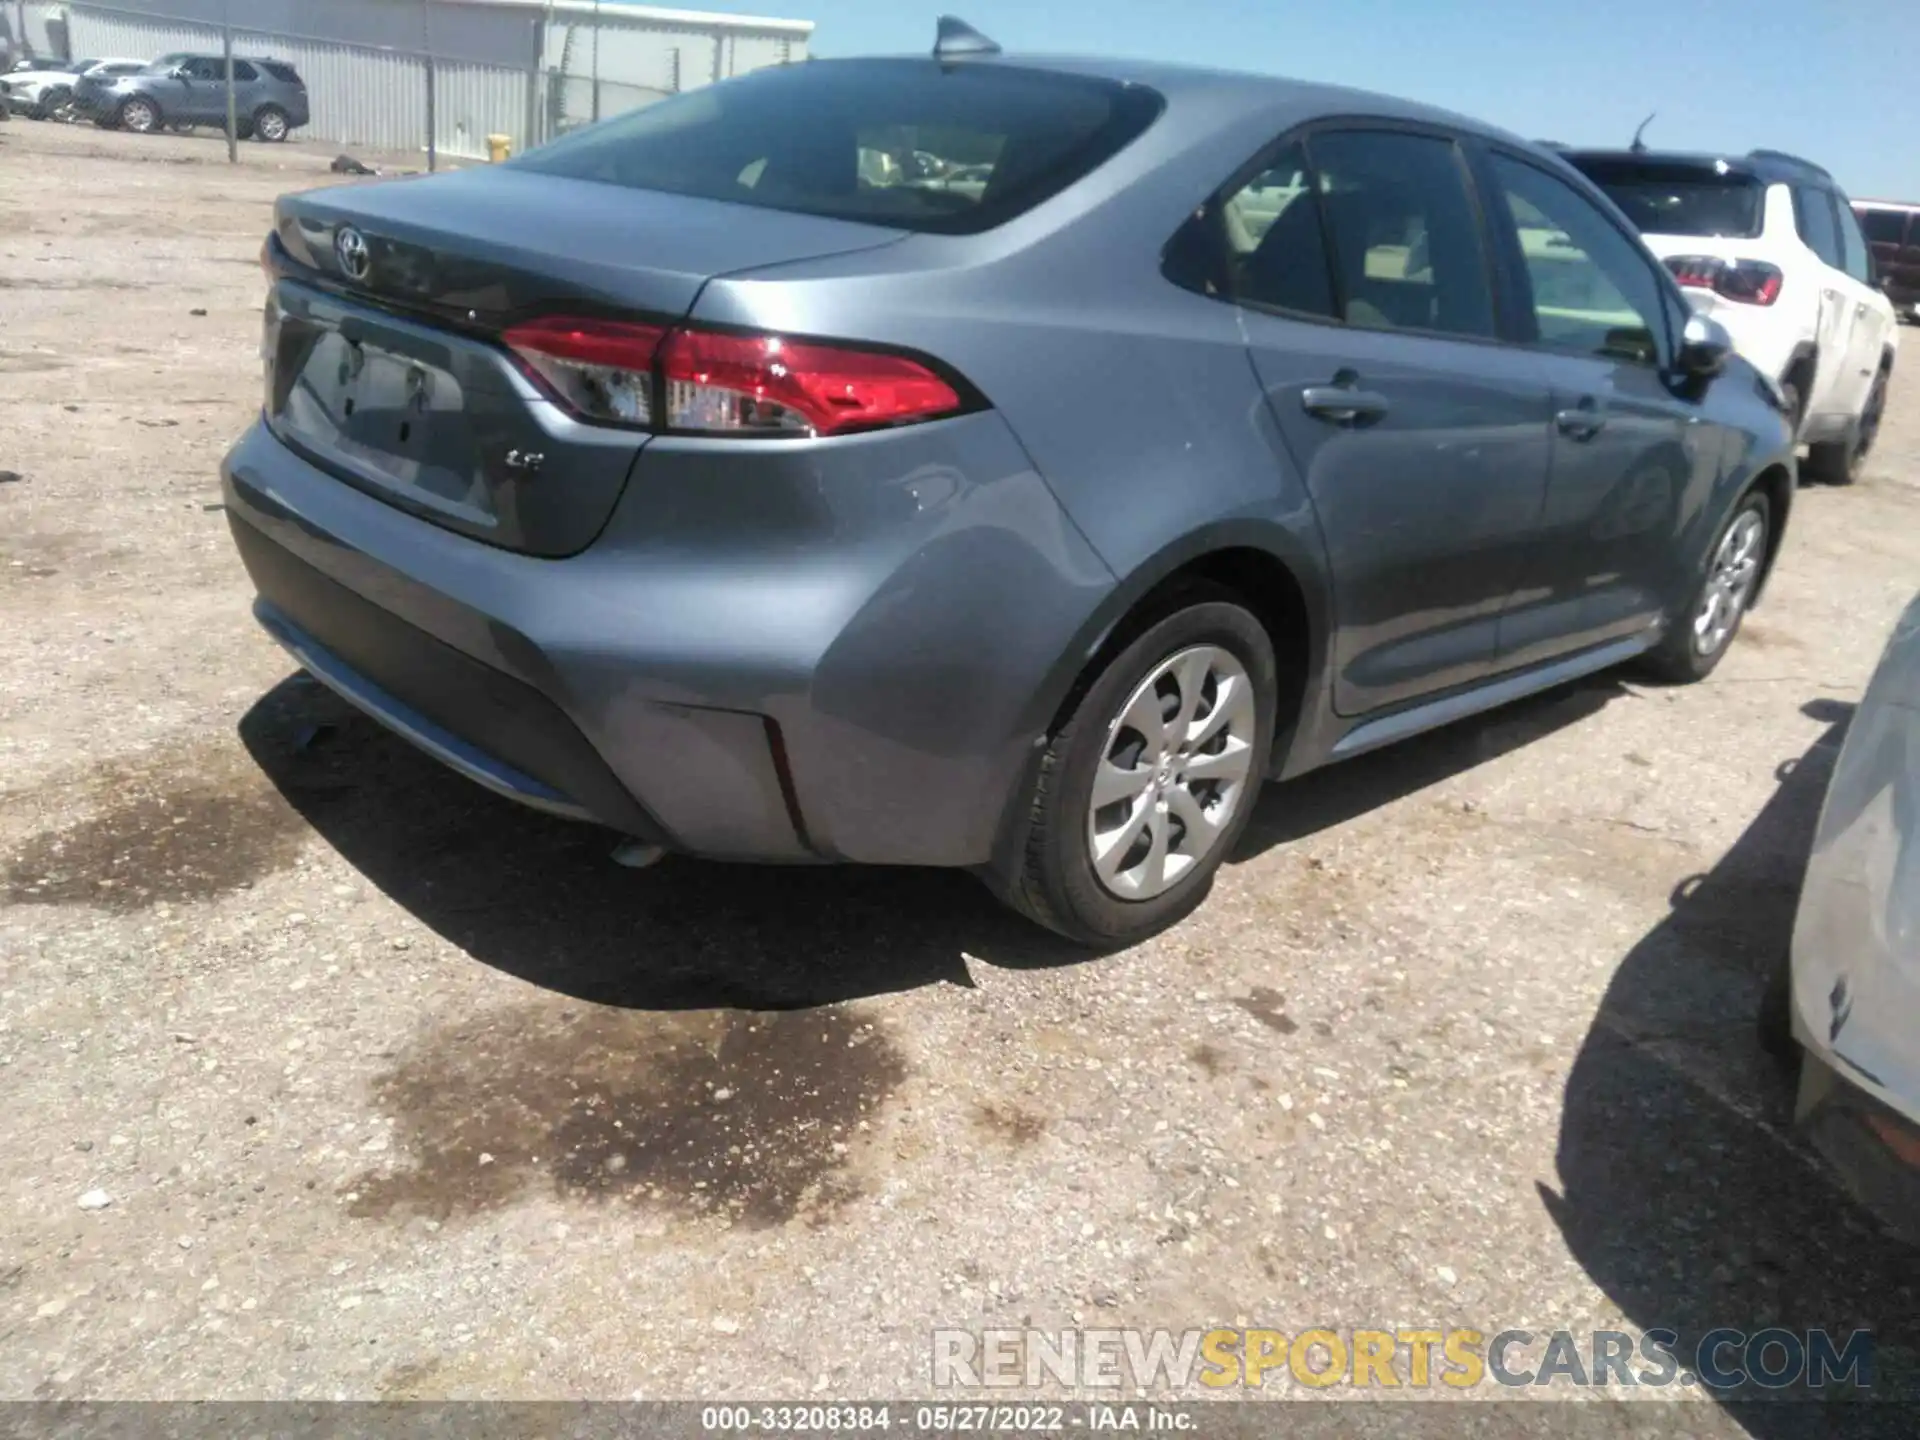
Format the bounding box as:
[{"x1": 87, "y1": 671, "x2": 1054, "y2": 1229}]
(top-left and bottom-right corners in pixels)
[
  {"x1": 1544, "y1": 700, "x2": 1920, "y2": 1436},
  {"x1": 239, "y1": 670, "x2": 1625, "y2": 1013}
]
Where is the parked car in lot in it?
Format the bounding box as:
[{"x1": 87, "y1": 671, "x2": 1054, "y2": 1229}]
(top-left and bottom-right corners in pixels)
[
  {"x1": 2, "y1": 55, "x2": 142, "y2": 119},
  {"x1": 1562, "y1": 146, "x2": 1897, "y2": 485},
  {"x1": 93, "y1": 53, "x2": 307, "y2": 140},
  {"x1": 1764, "y1": 594, "x2": 1920, "y2": 1246},
  {"x1": 1854, "y1": 199, "x2": 1920, "y2": 323},
  {"x1": 223, "y1": 29, "x2": 1797, "y2": 944}
]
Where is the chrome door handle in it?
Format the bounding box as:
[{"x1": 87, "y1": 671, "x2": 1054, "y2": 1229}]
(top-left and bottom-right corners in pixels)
[
  {"x1": 1301, "y1": 385, "x2": 1389, "y2": 425},
  {"x1": 1555, "y1": 399, "x2": 1607, "y2": 441}
]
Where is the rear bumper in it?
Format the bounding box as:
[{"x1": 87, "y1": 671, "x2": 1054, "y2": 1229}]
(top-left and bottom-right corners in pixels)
[
  {"x1": 1796, "y1": 1051, "x2": 1920, "y2": 1247},
  {"x1": 221, "y1": 413, "x2": 1112, "y2": 867}
]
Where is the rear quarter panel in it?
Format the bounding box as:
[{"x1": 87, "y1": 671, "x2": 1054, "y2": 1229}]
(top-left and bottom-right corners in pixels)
[{"x1": 689, "y1": 86, "x2": 1339, "y2": 754}]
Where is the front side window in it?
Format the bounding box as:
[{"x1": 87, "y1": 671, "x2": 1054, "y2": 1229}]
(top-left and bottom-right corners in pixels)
[
  {"x1": 1835, "y1": 202, "x2": 1875, "y2": 284},
  {"x1": 1302, "y1": 129, "x2": 1496, "y2": 338},
  {"x1": 1489, "y1": 153, "x2": 1668, "y2": 366},
  {"x1": 1792, "y1": 186, "x2": 1844, "y2": 268},
  {"x1": 183, "y1": 58, "x2": 224, "y2": 81},
  {"x1": 516, "y1": 58, "x2": 1163, "y2": 236}
]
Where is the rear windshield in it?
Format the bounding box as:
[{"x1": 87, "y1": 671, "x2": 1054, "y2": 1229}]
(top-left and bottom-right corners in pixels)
[
  {"x1": 514, "y1": 58, "x2": 1164, "y2": 235},
  {"x1": 1566, "y1": 159, "x2": 1765, "y2": 238}
]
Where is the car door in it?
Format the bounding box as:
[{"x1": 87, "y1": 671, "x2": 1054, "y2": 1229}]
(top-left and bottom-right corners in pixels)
[
  {"x1": 1476, "y1": 148, "x2": 1719, "y2": 667},
  {"x1": 227, "y1": 59, "x2": 262, "y2": 123},
  {"x1": 1793, "y1": 184, "x2": 1862, "y2": 422},
  {"x1": 1835, "y1": 198, "x2": 1893, "y2": 392},
  {"x1": 1231, "y1": 127, "x2": 1555, "y2": 717},
  {"x1": 177, "y1": 57, "x2": 224, "y2": 122}
]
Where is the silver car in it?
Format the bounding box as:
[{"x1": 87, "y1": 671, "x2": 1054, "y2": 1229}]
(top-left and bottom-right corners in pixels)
[
  {"x1": 1770, "y1": 593, "x2": 1920, "y2": 1242},
  {"x1": 223, "y1": 26, "x2": 1794, "y2": 945}
]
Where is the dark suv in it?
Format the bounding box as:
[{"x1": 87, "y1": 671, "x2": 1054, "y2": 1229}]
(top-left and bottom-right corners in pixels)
[
  {"x1": 1856, "y1": 201, "x2": 1920, "y2": 321},
  {"x1": 91, "y1": 54, "x2": 308, "y2": 140}
]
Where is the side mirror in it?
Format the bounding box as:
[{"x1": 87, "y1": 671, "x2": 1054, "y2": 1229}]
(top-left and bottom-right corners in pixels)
[{"x1": 1677, "y1": 312, "x2": 1733, "y2": 379}]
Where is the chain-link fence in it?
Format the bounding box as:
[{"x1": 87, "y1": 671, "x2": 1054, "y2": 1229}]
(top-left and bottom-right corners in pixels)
[{"x1": 3, "y1": 0, "x2": 805, "y2": 165}]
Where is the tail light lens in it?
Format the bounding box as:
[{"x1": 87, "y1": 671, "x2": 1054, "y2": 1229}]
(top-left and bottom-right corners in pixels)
[
  {"x1": 504, "y1": 316, "x2": 965, "y2": 437},
  {"x1": 504, "y1": 316, "x2": 666, "y2": 425},
  {"x1": 1665, "y1": 255, "x2": 1784, "y2": 306}
]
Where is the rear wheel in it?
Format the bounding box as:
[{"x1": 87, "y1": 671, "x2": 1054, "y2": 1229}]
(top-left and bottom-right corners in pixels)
[
  {"x1": 251, "y1": 104, "x2": 289, "y2": 142},
  {"x1": 31, "y1": 85, "x2": 70, "y2": 121},
  {"x1": 1805, "y1": 366, "x2": 1888, "y2": 486},
  {"x1": 995, "y1": 591, "x2": 1277, "y2": 946},
  {"x1": 116, "y1": 96, "x2": 158, "y2": 134},
  {"x1": 1641, "y1": 488, "x2": 1770, "y2": 683}
]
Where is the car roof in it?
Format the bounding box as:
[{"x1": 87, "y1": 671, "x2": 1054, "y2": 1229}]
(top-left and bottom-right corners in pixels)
[
  {"x1": 858, "y1": 52, "x2": 1539, "y2": 151},
  {"x1": 1558, "y1": 146, "x2": 1838, "y2": 189}
]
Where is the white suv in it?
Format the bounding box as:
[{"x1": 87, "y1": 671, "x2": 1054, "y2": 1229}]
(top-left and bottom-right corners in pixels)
[
  {"x1": 1565, "y1": 146, "x2": 1897, "y2": 485},
  {"x1": 3, "y1": 56, "x2": 144, "y2": 119}
]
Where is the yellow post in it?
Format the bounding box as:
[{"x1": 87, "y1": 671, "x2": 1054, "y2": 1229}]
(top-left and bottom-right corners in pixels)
[{"x1": 486, "y1": 134, "x2": 512, "y2": 163}]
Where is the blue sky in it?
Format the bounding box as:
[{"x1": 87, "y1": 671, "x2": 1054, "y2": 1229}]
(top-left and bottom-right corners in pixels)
[{"x1": 684, "y1": 0, "x2": 1917, "y2": 199}]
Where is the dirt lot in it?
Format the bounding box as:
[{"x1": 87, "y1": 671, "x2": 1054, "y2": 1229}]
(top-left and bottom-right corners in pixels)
[{"x1": 5, "y1": 119, "x2": 1920, "y2": 1425}]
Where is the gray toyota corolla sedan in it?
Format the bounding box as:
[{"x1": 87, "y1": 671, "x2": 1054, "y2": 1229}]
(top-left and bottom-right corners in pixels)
[{"x1": 222, "y1": 23, "x2": 1794, "y2": 945}]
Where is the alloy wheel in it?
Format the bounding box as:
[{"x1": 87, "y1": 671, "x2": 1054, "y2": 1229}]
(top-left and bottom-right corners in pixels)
[
  {"x1": 1087, "y1": 645, "x2": 1257, "y2": 900},
  {"x1": 121, "y1": 98, "x2": 155, "y2": 132},
  {"x1": 1693, "y1": 509, "x2": 1766, "y2": 656},
  {"x1": 256, "y1": 108, "x2": 287, "y2": 141}
]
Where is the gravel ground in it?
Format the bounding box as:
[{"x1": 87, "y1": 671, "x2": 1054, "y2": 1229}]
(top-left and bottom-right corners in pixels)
[{"x1": 5, "y1": 120, "x2": 1920, "y2": 1428}]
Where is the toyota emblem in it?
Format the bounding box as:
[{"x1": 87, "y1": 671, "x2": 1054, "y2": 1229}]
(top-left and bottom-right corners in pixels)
[{"x1": 335, "y1": 225, "x2": 371, "y2": 282}]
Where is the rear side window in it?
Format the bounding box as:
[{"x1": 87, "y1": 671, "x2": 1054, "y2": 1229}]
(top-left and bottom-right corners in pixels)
[
  {"x1": 1792, "y1": 186, "x2": 1844, "y2": 267},
  {"x1": 1566, "y1": 159, "x2": 1764, "y2": 238},
  {"x1": 1200, "y1": 144, "x2": 1337, "y2": 318},
  {"x1": 1861, "y1": 208, "x2": 1909, "y2": 245},
  {"x1": 262, "y1": 62, "x2": 301, "y2": 84},
  {"x1": 1304, "y1": 130, "x2": 1496, "y2": 339},
  {"x1": 1835, "y1": 203, "x2": 1874, "y2": 284},
  {"x1": 230, "y1": 60, "x2": 258, "y2": 82},
  {"x1": 514, "y1": 59, "x2": 1163, "y2": 235}
]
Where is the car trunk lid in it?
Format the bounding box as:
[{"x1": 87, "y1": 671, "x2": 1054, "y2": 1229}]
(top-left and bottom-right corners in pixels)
[{"x1": 263, "y1": 169, "x2": 908, "y2": 556}]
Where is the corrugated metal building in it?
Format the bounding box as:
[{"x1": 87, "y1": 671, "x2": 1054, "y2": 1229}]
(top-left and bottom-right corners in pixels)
[{"x1": 7, "y1": 0, "x2": 812, "y2": 159}]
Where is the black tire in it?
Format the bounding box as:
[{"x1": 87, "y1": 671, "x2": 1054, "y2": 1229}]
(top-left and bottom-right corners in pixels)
[
  {"x1": 1757, "y1": 952, "x2": 1797, "y2": 1068},
  {"x1": 234, "y1": 117, "x2": 255, "y2": 141},
  {"x1": 1641, "y1": 488, "x2": 1771, "y2": 684},
  {"x1": 995, "y1": 590, "x2": 1277, "y2": 946},
  {"x1": 116, "y1": 95, "x2": 159, "y2": 134},
  {"x1": 1778, "y1": 374, "x2": 1807, "y2": 441},
  {"x1": 251, "y1": 104, "x2": 289, "y2": 142},
  {"x1": 1804, "y1": 366, "x2": 1888, "y2": 486},
  {"x1": 31, "y1": 85, "x2": 69, "y2": 121}
]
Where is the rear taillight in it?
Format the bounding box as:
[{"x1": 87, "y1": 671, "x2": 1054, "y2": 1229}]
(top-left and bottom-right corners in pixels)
[
  {"x1": 1665, "y1": 255, "x2": 1784, "y2": 306},
  {"x1": 659, "y1": 329, "x2": 961, "y2": 436},
  {"x1": 504, "y1": 316, "x2": 666, "y2": 426},
  {"x1": 503, "y1": 316, "x2": 965, "y2": 437}
]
